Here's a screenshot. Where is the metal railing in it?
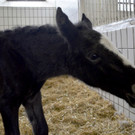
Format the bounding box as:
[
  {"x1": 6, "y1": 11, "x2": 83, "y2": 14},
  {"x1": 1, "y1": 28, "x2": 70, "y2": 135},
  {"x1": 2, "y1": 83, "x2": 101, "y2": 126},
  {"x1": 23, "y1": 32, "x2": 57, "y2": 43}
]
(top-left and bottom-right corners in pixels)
[
  {"x1": 79, "y1": 0, "x2": 135, "y2": 26},
  {"x1": 79, "y1": 0, "x2": 135, "y2": 121}
]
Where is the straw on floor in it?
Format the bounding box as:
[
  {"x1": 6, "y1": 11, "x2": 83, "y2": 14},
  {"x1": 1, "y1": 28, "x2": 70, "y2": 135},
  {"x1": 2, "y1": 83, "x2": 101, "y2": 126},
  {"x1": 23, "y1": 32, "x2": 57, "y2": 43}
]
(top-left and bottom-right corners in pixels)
[{"x1": 0, "y1": 76, "x2": 135, "y2": 135}]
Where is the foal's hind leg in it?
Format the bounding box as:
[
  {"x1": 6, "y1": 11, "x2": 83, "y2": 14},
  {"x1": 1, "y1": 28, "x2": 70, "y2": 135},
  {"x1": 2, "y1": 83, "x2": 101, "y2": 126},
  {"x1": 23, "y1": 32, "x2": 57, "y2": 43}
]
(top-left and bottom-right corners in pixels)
[
  {"x1": 23, "y1": 92, "x2": 48, "y2": 135},
  {"x1": 1, "y1": 105, "x2": 20, "y2": 135}
]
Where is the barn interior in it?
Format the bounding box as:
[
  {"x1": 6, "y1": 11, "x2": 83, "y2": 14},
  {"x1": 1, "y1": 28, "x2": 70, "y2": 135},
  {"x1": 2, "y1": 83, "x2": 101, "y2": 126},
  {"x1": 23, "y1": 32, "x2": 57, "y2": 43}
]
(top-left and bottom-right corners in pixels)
[{"x1": 0, "y1": 0, "x2": 135, "y2": 135}]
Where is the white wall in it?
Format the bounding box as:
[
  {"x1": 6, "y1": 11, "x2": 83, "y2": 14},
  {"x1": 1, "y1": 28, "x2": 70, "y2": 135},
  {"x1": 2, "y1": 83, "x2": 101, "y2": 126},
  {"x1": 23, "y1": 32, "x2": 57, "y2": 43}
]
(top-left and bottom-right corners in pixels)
[
  {"x1": 0, "y1": 7, "x2": 56, "y2": 31},
  {"x1": 56, "y1": 0, "x2": 78, "y2": 23},
  {"x1": 0, "y1": 0, "x2": 79, "y2": 31},
  {"x1": 0, "y1": 0, "x2": 57, "y2": 31}
]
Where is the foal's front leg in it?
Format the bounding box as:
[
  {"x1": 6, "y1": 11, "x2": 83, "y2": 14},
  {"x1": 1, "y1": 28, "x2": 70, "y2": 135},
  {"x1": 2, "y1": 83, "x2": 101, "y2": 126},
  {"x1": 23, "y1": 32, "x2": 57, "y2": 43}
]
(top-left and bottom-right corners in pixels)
[
  {"x1": 23, "y1": 92, "x2": 48, "y2": 135},
  {"x1": 1, "y1": 105, "x2": 20, "y2": 135}
]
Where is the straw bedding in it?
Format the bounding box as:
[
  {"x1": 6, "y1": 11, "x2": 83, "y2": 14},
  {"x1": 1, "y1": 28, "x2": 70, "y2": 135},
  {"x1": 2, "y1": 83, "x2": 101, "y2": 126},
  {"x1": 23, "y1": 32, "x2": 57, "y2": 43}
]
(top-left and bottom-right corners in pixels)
[{"x1": 0, "y1": 75, "x2": 135, "y2": 135}]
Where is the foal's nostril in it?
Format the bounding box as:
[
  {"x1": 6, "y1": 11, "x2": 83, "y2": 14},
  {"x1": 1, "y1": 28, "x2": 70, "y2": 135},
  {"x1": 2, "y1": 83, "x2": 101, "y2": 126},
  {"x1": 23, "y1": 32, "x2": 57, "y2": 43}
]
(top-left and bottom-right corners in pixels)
[{"x1": 131, "y1": 84, "x2": 135, "y2": 94}]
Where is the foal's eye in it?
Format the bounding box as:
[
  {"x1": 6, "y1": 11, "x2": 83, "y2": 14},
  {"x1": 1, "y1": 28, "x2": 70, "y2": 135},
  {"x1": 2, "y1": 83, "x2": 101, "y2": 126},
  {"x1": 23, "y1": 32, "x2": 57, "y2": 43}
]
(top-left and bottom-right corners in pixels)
[
  {"x1": 87, "y1": 53, "x2": 101, "y2": 64},
  {"x1": 91, "y1": 54, "x2": 99, "y2": 60}
]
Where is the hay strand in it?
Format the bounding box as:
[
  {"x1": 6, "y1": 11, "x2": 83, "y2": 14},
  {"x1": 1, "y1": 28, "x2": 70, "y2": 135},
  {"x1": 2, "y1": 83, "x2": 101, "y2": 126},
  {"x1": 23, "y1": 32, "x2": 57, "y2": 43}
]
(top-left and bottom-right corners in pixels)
[{"x1": 0, "y1": 76, "x2": 134, "y2": 135}]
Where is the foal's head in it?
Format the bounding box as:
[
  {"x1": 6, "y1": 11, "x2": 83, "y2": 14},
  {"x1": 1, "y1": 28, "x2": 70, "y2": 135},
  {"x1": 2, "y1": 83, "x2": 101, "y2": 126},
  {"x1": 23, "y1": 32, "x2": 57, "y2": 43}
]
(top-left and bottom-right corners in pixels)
[{"x1": 56, "y1": 7, "x2": 135, "y2": 107}]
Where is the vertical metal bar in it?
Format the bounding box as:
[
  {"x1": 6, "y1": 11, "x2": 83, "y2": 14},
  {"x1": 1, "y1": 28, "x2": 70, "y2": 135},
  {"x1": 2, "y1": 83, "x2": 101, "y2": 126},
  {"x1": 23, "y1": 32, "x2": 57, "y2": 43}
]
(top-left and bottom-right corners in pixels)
[
  {"x1": 110, "y1": 0, "x2": 112, "y2": 23},
  {"x1": 91, "y1": 0, "x2": 94, "y2": 26},
  {"x1": 118, "y1": 0, "x2": 119, "y2": 21},
  {"x1": 113, "y1": 0, "x2": 116, "y2": 22},
  {"x1": 129, "y1": 0, "x2": 131, "y2": 18},
  {"x1": 102, "y1": 0, "x2": 104, "y2": 24},
  {"x1": 125, "y1": 0, "x2": 128, "y2": 19},
  {"x1": 105, "y1": 0, "x2": 107, "y2": 24},
  {"x1": 7, "y1": 7, "x2": 9, "y2": 29},
  {"x1": 78, "y1": 0, "x2": 85, "y2": 21},
  {"x1": 119, "y1": 0, "x2": 122, "y2": 21},
  {"x1": 117, "y1": 0, "x2": 120, "y2": 21},
  {"x1": 95, "y1": 0, "x2": 97, "y2": 26},
  {"x1": 94, "y1": 0, "x2": 96, "y2": 25},
  {"x1": 98, "y1": 0, "x2": 100, "y2": 25},
  {"x1": 116, "y1": 0, "x2": 118, "y2": 22},
  {"x1": 132, "y1": 0, "x2": 134, "y2": 17},
  {"x1": 104, "y1": 0, "x2": 106, "y2": 24},
  {"x1": 90, "y1": 0, "x2": 93, "y2": 23},
  {"x1": 123, "y1": 0, "x2": 125, "y2": 19},
  {"x1": 97, "y1": 0, "x2": 99, "y2": 25},
  {"x1": 111, "y1": 0, "x2": 114, "y2": 23},
  {"x1": 105, "y1": 0, "x2": 108, "y2": 24},
  {"x1": 107, "y1": 0, "x2": 110, "y2": 23},
  {"x1": 3, "y1": 7, "x2": 5, "y2": 30},
  {"x1": 109, "y1": 0, "x2": 111, "y2": 23},
  {"x1": 115, "y1": 0, "x2": 117, "y2": 22},
  {"x1": 133, "y1": 27, "x2": 135, "y2": 66},
  {"x1": 112, "y1": 31, "x2": 117, "y2": 47}
]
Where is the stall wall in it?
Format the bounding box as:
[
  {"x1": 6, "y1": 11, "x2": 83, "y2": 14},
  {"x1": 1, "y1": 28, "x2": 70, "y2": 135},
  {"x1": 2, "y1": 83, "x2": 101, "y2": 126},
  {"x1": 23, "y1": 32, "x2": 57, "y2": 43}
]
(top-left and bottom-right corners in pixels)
[
  {"x1": 95, "y1": 27, "x2": 135, "y2": 121},
  {"x1": 0, "y1": 7, "x2": 56, "y2": 31},
  {"x1": 79, "y1": 0, "x2": 135, "y2": 26}
]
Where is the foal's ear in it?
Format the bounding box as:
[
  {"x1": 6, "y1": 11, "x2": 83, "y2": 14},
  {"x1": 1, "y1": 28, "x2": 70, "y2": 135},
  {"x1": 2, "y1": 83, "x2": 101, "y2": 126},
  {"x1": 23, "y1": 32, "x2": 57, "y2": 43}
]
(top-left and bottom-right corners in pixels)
[
  {"x1": 82, "y1": 13, "x2": 92, "y2": 29},
  {"x1": 56, "y1": 7, "x2": 79, "y2": 42}
]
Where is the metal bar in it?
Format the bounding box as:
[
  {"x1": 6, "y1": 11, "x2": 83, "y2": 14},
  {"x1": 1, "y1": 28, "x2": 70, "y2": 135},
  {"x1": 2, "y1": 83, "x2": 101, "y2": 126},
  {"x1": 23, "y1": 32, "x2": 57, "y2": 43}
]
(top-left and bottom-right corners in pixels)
[
  {"x1": 79, "y1": 0, "x2": 135, "y2": 26},
  {"x1": 132, "y1": 1, "x2": 134, "y2": 18},
  {"x1": 125, "y1": 0, "x2": 128, "y2": 18}
]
